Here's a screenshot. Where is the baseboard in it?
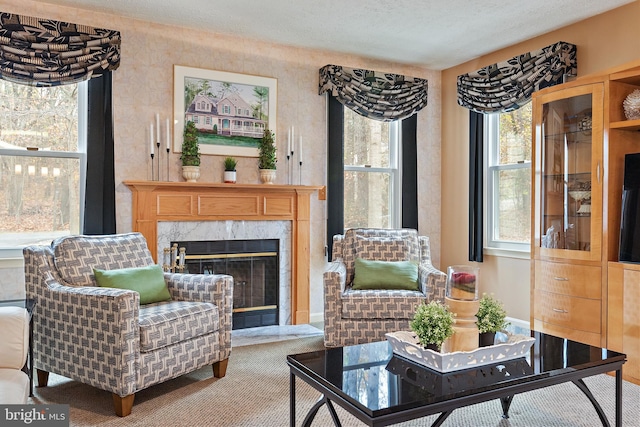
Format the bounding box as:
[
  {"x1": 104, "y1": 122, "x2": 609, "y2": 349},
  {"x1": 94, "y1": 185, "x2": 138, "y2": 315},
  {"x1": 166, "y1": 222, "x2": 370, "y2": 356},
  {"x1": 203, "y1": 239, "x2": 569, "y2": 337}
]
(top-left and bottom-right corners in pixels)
[{"x1": 309, "y1": 312, "x2": 323, "y2": 324}]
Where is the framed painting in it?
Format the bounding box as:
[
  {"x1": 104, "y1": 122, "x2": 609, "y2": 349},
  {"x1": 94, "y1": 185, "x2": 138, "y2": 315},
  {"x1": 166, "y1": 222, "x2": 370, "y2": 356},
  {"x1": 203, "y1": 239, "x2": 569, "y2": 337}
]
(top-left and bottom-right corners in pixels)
[{"x1": 173, "y1": 65, "x2": 277, "y2": 157}]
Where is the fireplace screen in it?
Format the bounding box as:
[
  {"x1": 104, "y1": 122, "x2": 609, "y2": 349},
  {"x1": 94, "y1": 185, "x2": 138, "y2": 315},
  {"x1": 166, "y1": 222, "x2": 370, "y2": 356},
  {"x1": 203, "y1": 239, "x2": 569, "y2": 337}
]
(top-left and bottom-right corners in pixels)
[{"x1": 172, "y1": 239, "x2": 279, "y2": 329}]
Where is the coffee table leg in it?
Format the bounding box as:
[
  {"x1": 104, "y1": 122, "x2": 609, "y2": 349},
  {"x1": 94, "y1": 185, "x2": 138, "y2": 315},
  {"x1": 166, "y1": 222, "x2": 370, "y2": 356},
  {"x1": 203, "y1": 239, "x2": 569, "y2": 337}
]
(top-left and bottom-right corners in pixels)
[
  {"x1": 616, "y1": 369, "x2": 622, "y2": 427},
  {"x1": 290, "y1": 373, "x2": 296, "y2": 427},
  {"x1": 302, "y1": 396, "x2": 341, "y2": 427},
  {"x1": 500, "y1": 395, "x2": 514, "y2": 418},
  {"x1": 572, "y1": 378, "x2": 610, "y2": 427}
]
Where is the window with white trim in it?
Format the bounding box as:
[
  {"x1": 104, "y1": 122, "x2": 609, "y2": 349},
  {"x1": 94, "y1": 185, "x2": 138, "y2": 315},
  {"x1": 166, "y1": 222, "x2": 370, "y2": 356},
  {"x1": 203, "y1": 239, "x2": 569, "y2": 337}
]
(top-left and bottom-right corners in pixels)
[
  {"x1": 343, "y1": 107, "x2": 401, "y2": 229},
  {"x1": 0, "y1": 80, "x2": 87, "y2": 258},
  {"x1": 484, "y1": 102, "x2": 532, "y2": 251}
]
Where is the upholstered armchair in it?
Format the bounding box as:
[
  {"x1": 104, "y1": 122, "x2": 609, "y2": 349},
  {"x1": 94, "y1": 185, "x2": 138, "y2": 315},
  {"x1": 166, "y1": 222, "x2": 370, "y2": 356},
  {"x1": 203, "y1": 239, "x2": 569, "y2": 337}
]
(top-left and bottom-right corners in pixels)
[
  {"x1": 0, "y1": 307, "x2": 30, "y2": 404},
  {"x1": 23, "y1": 232, "x2": 233, "y2": 417},
  {"x1": 324, "y1": 228, "x2": 446, "y2": 347}
]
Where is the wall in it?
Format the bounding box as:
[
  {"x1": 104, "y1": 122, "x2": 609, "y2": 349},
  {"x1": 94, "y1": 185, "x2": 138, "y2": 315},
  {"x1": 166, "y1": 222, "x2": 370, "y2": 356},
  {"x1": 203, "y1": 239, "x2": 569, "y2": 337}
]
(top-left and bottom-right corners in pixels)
[
  {"x1": 441, "y1": 1, "x2": 640, "y2": 321},
  {"x1": 1, "y1": 0, "x2": 442, "y2": 322}
]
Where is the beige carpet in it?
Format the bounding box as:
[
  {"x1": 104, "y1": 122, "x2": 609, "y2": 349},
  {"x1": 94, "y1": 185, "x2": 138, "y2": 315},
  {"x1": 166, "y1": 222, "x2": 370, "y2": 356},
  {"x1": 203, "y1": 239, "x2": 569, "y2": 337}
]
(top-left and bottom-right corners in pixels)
[{"x1": 29, "y1": 336, "x2": 640, "y2": 426}]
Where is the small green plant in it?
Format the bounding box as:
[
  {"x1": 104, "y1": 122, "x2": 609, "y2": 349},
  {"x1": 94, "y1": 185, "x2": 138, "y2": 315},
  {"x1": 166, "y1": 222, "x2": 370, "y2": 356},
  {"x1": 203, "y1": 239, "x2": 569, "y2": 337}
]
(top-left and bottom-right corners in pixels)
[
  {"x1": 258, "y1": 129, "x2": 277, "y2": 169},
  {"x1": 410, "y1": 300, "x2": 455, "y2": 351},
  {"x1": 181, "y1": 121, "x2": 200, "y2": 166},
  {"x1": 224, "y1": 157, "x2": 237, "y2": 171},
  {"x1": 476, "y1": 293, "x2": 509, "y2": 334}
]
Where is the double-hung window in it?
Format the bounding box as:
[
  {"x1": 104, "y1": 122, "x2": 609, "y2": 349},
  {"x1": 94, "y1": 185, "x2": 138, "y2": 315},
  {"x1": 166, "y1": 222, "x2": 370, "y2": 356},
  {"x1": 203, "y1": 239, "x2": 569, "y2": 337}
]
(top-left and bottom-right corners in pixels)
[
  {"x1": 343, "y1": 107, "x2": 401, "y2": 229},
  {"x1": 0, "y1": 80, "x2": 87, "y2": 258},
  {"x1": 484, "y1": 102, "x2": 532, "y2": 253}
]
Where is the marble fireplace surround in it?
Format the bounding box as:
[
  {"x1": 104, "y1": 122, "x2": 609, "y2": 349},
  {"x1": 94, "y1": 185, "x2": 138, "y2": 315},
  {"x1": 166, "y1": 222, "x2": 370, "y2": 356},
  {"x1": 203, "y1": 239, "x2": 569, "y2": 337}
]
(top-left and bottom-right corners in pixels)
[{"x1": 124, "y1": 181, "x2": 325, "y2": 324}]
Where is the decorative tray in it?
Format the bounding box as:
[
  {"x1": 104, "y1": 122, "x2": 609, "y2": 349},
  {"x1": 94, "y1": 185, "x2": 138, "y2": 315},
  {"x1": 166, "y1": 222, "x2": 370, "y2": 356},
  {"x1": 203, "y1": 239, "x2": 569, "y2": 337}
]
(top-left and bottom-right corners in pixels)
[{"x1": 385, "y1": 331, "x2": 535, "y2": 373}]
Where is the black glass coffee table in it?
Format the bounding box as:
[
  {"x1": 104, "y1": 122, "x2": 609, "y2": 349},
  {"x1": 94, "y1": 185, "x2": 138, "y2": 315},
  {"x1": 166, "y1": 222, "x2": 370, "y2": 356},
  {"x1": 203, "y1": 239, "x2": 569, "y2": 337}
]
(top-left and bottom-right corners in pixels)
[{"x1": 287, "y1": 331, "x2": 626, "y2": 427}]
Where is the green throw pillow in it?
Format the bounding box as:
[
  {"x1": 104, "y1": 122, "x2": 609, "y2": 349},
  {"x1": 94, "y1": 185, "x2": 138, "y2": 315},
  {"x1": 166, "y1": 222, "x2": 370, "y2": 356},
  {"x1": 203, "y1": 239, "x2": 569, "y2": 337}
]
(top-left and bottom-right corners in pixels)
[
  {"x1": 352, "y1": 258, "x2": 419, "y2": 291},
  {"x1": 93, "y1": 265, "x2": 171, "y2": 305}
]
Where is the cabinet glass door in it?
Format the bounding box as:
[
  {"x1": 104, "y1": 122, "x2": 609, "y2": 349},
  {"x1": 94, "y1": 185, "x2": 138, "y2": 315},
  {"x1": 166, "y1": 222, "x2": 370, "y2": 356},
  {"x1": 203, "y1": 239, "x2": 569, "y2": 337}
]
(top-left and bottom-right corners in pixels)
[{"x1": 535, "y1": 84, "x2": 603, "y2": 261}]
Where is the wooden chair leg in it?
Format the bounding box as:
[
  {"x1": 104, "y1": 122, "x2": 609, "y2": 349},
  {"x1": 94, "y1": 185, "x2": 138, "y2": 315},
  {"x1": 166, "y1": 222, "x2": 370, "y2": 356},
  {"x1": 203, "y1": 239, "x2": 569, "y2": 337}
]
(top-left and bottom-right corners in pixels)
[
  {"x1": 213, "y1": 358, "x2": 229, "y2": 378},
  {"x1": 36, "y1": 369, "x2": 49, "y2": 387},
  {"x1": 112, "y1": 393, "x2": 135, "y2": 417}
]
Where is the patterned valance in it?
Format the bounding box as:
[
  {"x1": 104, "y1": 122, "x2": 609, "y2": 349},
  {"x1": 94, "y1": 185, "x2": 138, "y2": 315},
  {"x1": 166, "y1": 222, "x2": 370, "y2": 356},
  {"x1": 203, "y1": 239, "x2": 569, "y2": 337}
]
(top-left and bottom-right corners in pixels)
[
  {"x1": 0, "y1": 12, "x2": 120, "y2": 86},
  {"x1": 319, "y1": 64, "x2": 428, "y2": 122},
  {"x1": 457, "y1": 41, "x2": 576, "y2": 113}
]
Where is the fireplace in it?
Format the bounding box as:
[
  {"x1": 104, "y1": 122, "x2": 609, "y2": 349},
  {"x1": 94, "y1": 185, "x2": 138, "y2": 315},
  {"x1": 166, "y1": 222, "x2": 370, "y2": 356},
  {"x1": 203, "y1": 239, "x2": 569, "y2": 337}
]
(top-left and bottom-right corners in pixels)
[{"x1": 173, "y1": 239, "x2": 279, "y2": 329}]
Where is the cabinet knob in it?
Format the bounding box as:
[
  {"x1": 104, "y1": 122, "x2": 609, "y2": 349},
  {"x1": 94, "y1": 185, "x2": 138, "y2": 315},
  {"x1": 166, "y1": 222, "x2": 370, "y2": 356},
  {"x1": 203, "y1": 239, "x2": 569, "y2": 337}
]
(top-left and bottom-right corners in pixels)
[
  {"x1": 553, "y1": 277, "x2": 569, "y2": 281},
  {"x1": 552, "y1": 308, "x2": 569, "y2": 313}
]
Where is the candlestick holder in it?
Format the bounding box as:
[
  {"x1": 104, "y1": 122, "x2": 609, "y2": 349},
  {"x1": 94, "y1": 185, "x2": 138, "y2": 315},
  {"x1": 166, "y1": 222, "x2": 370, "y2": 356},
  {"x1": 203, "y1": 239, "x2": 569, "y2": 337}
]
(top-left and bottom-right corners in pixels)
[
  {"x1": 150, "y1": 153, "x2": 155, "y2": 181},
  {"x1": 156, "y1": 142, "x2": 161, "y2": 181},
  {"x1": 299, "y1": 160, "x2": 303, "y2": 185},
  {"x1": 166, "y1": 147, "x2": 170, "y2": 182}
]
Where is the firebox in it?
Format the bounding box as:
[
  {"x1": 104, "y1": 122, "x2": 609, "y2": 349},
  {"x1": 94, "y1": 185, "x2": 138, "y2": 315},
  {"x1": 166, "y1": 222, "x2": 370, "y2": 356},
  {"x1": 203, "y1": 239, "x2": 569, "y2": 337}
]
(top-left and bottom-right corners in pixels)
[{"x1": 172, "y1": 239, "x2": 279, "y2": 329}]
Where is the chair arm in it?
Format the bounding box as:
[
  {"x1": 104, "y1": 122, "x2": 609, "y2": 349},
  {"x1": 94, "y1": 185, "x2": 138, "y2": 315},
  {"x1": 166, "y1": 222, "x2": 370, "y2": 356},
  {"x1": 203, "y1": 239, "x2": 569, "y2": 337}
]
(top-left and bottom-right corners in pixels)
[
  {"x1": 418, "y1": 263, "x2": 447, "y2": 303},
  {"x1": 0, "y1": 307, "x2": 29, "y2": 370},
  {"x1": 164, "y1": 273, "x2": 234, "y2": 360},
  {"x1": 323, "y1": 260, "x2": 347, "y2": 329}
]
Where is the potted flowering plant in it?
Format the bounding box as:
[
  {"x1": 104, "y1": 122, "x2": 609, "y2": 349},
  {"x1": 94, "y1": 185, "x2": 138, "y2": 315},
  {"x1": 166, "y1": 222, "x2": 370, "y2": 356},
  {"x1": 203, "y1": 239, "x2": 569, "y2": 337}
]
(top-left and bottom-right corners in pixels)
[
  {"x1": 476, "y1": 293, "x2": 509, "y2": 347},
  {"x1": 409, "y1": 300, "x2": 455, "y2": 352}
]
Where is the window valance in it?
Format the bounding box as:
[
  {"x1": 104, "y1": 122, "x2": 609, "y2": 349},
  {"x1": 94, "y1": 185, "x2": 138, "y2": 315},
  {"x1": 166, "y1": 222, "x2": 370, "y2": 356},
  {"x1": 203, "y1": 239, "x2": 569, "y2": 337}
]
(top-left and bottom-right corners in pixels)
[
  {"x1": 457, "y1": 41, "x2": 576, "y2": 114},
  {"x1": 0, "y1": 12, "x2": 120, "y2": 86},
  {"x1": 319, "y1": 64, "x2": 428, "y2": 122}
]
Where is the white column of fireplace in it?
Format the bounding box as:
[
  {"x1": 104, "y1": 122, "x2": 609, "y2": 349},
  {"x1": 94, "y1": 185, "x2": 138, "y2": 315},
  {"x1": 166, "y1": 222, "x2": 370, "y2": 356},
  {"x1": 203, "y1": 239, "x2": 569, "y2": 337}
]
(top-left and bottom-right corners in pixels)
[{"x1": 157, "y1": 220, "x2": 292, "y2": 325}]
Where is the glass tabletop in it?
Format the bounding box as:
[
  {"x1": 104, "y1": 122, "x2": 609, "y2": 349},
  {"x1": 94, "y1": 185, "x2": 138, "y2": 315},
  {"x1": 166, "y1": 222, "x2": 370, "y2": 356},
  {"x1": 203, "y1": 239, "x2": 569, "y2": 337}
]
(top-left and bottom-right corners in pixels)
[{"x1": 287, "y1": 331, "x2": 625, "y2": 418}]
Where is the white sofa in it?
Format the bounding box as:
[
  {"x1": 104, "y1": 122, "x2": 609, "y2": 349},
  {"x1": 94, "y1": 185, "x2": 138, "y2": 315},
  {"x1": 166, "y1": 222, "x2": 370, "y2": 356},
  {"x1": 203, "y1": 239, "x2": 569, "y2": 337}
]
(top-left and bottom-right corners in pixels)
[{"x1": 0, "y1": 306, "x2": 30, "y2": 404}]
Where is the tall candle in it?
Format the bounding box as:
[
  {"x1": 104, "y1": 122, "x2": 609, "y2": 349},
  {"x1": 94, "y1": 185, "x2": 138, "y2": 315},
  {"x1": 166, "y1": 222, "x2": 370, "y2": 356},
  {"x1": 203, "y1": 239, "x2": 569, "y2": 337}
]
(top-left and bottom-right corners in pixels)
[
  {"x1": 299, "y1": 134, "x2": 303, "y2": 160},
  {"x1": 150, "y1": 124, "x2": 154, "y2": 155},
  {"x1": 166, "y1": 118, "x2": 170, "y2": 150},
  {"x1": 291, "y1": 126, "x2": 294, "y2": 153},
  {"x1": 287, "y1": 127, "x2": 291, "y2": 154},
  {"x1": 155, "y1": 114, "x2": 160, "y2": 144}
]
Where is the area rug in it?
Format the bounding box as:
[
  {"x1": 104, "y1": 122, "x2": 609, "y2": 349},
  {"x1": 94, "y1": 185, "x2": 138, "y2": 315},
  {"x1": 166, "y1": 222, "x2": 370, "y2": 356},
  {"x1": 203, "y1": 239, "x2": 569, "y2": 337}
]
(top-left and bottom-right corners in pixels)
[{"x1": 29, "y1": 336, "x2": 640, "y2": 426}]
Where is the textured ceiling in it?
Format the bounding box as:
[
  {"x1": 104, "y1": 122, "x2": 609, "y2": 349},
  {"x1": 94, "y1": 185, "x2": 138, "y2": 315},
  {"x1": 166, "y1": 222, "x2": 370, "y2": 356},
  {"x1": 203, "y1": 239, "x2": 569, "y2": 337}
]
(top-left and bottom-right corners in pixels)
[{"x1": 31, "y1": 0, "x2": 635, "y2": 69}]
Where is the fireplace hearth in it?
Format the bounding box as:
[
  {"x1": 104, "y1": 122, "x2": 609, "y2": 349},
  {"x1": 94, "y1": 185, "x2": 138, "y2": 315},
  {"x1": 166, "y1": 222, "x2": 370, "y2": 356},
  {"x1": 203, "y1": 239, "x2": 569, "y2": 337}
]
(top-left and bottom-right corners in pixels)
[{"x1": 173, "y1": 239, "x2": 279, "y2": 329}]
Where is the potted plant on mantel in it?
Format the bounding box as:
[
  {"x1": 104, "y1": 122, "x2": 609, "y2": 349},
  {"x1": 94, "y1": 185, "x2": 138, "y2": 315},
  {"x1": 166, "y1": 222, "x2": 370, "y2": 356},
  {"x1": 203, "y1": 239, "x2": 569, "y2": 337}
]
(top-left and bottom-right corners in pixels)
[
  {"x1": 258, "y1": 129, "x2": 277, "y2": 184},
  {"x1": 409, "y1": 300, "x2": 455, "y2": 352},
  {"x1": 475, "y1": 293, "x2": 509, "y2": 347},
  {"x1": 223, "y1": 157, "x2": 237, "y2": 183},
  {"x1": 181, "y1": 120, "x2": 201, "y2": 182}
]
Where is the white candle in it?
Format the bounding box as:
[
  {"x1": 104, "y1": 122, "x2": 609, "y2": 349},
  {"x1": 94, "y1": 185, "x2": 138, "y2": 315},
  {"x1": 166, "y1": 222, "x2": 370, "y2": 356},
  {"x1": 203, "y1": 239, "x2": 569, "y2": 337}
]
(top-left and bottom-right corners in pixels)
[
  {"x1": 287, "y1": 127, "x2": 291, "y2": 154},
  {"x1": 166, "y1": 118, "x2": 170, "y2": 150},
  {"x1": 155, "y1": 114, "x2": 160, "y2": 144},
  {"x1": 299, "y1": 134, "x2": 303, "y2": 160},
  {"x1": 291, "y1": 126, "x2": 294, "y2": 153},
  {"x1": 150, "y1": 123, "x2": 154, "y2": 155}
]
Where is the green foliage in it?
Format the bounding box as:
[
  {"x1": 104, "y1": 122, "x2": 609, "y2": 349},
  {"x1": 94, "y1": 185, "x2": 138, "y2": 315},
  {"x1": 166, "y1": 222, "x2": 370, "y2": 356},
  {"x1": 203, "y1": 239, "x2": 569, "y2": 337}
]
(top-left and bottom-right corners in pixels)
[
  {"x1": 180, "y1": 121, "x2": 200, "y2": 166},
  {"x1": 258, "y1": 129, "x2": 277, "y2": 169},
  {"x1": 224, "y1": 157, "x2": 237, "y2": 171},
  {"x1": 476, "y1": 293, "x2": 509, "y2": 333},
  {"x1": 410, "y1": 301, "x2": 455, "y2": 350}
]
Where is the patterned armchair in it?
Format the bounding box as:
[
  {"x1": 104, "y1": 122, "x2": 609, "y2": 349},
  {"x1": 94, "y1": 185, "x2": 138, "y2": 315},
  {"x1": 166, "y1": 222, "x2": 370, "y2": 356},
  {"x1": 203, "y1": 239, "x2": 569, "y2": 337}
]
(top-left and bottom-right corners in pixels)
[
  {"x1": 23, "y1": 232, "x2": 233, "y2": 417},
  {"x1": 324, "y1": 228, "x2": 446, "y2": 347}
]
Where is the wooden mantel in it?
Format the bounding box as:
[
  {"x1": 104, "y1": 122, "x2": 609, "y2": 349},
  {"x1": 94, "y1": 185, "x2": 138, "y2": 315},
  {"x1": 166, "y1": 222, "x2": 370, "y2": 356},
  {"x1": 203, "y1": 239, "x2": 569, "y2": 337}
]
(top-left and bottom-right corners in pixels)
[{"x1": 124, "y1": 180, "x2": 326, "y2": 324}]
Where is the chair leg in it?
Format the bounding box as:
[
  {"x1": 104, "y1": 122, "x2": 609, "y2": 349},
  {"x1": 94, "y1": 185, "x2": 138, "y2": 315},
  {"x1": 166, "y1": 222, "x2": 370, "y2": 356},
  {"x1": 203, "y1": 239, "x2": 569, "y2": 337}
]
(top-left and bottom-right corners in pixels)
[
  {"x1": 213, "y1": 358, "x2": 229, "y2": 378},
  {"x1": 36, "y1": 369, "x2": 49, "y2": 387},
  {"x1": 112, "y1": 393, "x2": 135, "y2": 417}
]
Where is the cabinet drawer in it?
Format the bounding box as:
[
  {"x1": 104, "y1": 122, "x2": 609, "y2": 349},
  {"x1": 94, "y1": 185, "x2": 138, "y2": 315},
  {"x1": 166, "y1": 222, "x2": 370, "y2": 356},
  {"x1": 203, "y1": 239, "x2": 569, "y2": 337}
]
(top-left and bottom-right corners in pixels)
[
  {"x1": 534, "y1": 289, "x2": 601, "y2": 334},
  {"x1": 534, "y1": 261, "x2": 601, "y2": 299}
]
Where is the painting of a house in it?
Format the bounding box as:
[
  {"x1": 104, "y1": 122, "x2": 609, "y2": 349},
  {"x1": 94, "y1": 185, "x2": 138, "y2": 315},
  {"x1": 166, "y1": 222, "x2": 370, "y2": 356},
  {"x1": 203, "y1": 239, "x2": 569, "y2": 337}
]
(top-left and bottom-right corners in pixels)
[{"x1": 174, "y1": 66, "x2": 277, "y2": 157}]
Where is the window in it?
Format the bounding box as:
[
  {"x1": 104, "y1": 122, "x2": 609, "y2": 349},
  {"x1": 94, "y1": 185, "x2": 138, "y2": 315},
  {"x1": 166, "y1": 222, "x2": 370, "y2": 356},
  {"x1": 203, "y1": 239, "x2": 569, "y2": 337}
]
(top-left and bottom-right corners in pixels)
[
  {"x1": 484, "y1": 102, "x2": 532, "y2": 252},
  {"x1": 343, "y1": 107, "x2": 401, "y2": 229},
  {"x1": 0, "y1": 80, "x2": 88, "y2": 257}
]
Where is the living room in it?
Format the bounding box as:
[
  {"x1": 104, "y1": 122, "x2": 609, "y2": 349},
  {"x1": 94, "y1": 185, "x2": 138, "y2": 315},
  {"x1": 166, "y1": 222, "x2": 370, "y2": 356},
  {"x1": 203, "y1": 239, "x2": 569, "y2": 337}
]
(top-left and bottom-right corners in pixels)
[{"x1": 1, "y1": 0, "x2": 639, "y2": 425}]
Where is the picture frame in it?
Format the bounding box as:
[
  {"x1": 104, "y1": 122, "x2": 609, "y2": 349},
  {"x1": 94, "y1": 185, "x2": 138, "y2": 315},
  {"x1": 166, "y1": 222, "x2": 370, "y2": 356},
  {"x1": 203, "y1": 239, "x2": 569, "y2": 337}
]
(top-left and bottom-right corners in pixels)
[{"x1": 173, "y1": 65, "x2": 277, "y2": 157}]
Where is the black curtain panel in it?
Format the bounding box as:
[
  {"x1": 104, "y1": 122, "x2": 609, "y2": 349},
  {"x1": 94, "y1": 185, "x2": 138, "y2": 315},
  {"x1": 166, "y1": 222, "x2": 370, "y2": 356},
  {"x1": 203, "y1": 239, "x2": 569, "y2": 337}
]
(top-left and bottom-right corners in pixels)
[
  {"x1": 84, "y1": 72, "x2": 116, "y2": 234},
  {"x1": 402, "y1": 114, "x2": 418, "y2": 230},
  {"x1": 469, "y1": 110, "x2": 483, "y2": 262},
  {"x1": 326, "y1": 96, "x2": 345, "y2": 261}
]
